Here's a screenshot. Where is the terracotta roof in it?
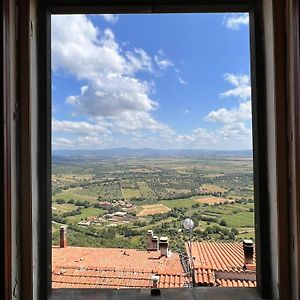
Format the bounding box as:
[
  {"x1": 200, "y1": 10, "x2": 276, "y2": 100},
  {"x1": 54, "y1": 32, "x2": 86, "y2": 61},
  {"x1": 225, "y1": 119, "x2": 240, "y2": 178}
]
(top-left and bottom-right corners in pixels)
[
  {"x1": 186, "y1": 242, "x2": 256, "y2": 288},
  {"x1": 52, "y1": 246, "x2": 188, "y2": 289},
  {"x1": 52, "y1": 241, "x2": 256, "y2": 289},
  {"x1": 216, "y1": 279, "x2": 256, "y2": 288}
]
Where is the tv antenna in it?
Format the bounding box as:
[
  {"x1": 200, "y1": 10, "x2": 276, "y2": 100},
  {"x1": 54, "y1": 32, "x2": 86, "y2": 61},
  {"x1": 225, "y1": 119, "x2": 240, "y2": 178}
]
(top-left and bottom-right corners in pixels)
[{"x1": 183, "y1": 218, "x2": 195, "y2": 287}]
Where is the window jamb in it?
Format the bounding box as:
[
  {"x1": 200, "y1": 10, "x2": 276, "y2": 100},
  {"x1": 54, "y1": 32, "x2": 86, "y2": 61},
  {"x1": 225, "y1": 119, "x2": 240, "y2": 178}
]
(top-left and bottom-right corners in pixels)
[{"x1": 37, "y1": 1, "x2": 270, "y2": 299}]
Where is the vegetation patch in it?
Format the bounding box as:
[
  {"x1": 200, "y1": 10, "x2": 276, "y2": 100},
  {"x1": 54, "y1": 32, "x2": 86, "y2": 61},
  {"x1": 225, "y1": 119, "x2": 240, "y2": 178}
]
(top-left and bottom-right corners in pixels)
[{"x1": 122, "y1": 188, "x2": 142, "y2": 200}]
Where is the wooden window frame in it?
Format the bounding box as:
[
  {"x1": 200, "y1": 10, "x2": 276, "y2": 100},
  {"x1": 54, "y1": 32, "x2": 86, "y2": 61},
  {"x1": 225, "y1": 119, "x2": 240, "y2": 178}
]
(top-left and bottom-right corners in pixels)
[
  {"x1": 38, "y1": 0, "x2": 271, "y2": 299},
  {"x1": 3, "y1": 0, "x2": 299, "y2": 299}
]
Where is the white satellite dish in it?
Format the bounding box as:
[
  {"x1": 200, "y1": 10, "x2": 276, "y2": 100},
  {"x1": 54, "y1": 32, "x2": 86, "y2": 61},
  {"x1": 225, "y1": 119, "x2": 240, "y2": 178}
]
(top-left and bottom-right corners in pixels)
[{"x1": 183, "y1": 218, "x2": 194, "y2": 230}]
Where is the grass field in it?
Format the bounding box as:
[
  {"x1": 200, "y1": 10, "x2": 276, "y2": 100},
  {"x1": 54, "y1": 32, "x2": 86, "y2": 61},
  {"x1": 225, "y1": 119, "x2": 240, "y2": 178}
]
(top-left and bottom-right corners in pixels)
[
  {"x1": 122, "y1": 188, "x2": 141, "y2": 200},
  {"x1": 221, "y1": 211, "x2": 254, "y2": 227},
  {"x1": 53, "y1": 187, "x2": 98, "y2": 203},
  {"x1": 137, "y1": 181, "x2": 157, "y2": 199},
  {"x1": 137, "y1": 204, "x2": 171, "y2": 216},
  {"x1": 201, "y1": 184, "x2": 227, "y2": 193},
  {"x1": 66, "y1": 207, "x2": 106, "y2": 223},
  {"x1": 161, "y1": 198, "x2": 196, "y2": 209},
  {"x1": 194, "y1": 196, "x2": 232, "y2": 204},
  {"x1": 52, "y1": 203, "x2": 76, "y2": 213}
]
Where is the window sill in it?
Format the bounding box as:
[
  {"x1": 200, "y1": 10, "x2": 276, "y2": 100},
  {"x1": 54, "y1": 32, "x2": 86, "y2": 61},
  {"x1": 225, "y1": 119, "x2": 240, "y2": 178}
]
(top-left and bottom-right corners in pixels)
[{"x1": 51, "y1": 287, "x2": 266, "y2": 300}]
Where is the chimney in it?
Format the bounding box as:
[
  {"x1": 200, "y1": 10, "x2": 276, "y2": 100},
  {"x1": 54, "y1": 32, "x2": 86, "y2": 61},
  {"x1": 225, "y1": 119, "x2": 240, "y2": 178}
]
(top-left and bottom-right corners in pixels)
[
  {"x1": 151, "y1": 275, "x2": 160, "y2": 288},
  {"x1": 243, "y1": 239, "x2": 254, "y2": 265},
  {"x1": 147, "y1": 230, "x2": 158, "y2": 251},
  {"x1": 60, "y1": 226, "x2": 67, "y2": 248},
  {"x1": 159, "y1": 237, "x2": 169, "y2": 257}
]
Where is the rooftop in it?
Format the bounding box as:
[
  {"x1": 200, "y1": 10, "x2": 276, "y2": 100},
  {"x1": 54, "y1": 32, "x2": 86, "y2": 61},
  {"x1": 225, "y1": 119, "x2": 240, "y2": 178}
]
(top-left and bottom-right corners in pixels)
[
  {"x1": 186, "y1": 241, "x2": 256, "y2": 287},
  {"x1": 52, "y1": 240, "x2": 256, "y2": 289},
  {"x1": 52, "y1": 246, "x2": 188, "y2": 289}
]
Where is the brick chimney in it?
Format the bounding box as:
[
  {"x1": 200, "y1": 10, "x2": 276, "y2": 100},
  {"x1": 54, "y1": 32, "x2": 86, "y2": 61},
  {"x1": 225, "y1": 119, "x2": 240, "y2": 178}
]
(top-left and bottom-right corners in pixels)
[
  {"x1": 159, "y1": 237, "x2": 169, "y2": 257},
  {"x1": 147, "y1": 230, "x2": 158, "y2": 251},
  {"x1": 60, "y1": 226, "x2": 67, "y2": 248},
  {"x1": 243, "y1": 239, "x2": 254, "y2": 265}
]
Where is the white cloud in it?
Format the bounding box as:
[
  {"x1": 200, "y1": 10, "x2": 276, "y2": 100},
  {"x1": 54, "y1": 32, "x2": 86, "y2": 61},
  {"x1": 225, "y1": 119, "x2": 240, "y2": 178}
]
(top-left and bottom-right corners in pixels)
[
  {"x1": 52, "y1": 137, "x2": 73, "y2": 147},
  {"x1": 205, "y1": 100, "x2": 251, "y2": 123},
  {"x1": 223, "y1": 14, "x2": 249, "y2": 30},
  {"x1": 154, "y1": 50, "x2": 173, "y2": 70},
  {"x1": 66, "y1": 76, "x2": 158, "y2": 117},
  {"x1": 52, "y1": 119, "x2": 110, "y2": 134},
  {"x1": 220, "y1": 73, "x2": 251, "y2": 101},
  {"x1": 175, "y1": 122, "x2": 251, "y2": 150},
  {"x1": 196, "y1": 72, "x2": 253, "y2": 149},
  {"x1": 52, "y1": 15, "x2": 152, "y2": 79},
  {"x1": 111, "y1": 111, "x2": 174, "y2": 135},
  {"x1": 174, "y1": 68, "x2": 188, "y2": 85},
  {"x1": 52, "y1": 15, "x2": 172, "y2": 136},
  {"x1": 100, "y1": 14, "x2": 119, "y2": 23},
  {"x1": 77, "y1": 136, "x2": 104, "y2": 145},
  {"x1": 177, "y1": 75, "x2": 188, "y2": 85},
  {"x1": 126, "y1": 48, "x2": 153, "y2": 74}
]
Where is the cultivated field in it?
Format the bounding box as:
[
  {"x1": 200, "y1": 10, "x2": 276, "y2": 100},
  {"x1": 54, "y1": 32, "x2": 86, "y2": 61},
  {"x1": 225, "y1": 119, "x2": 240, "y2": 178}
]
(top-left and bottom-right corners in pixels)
[
  {"x1": 194, "y1": 196, "x2": 233, "y2": 204},
  {"x1": 51, "y1": 155, "x2": 255, "y2": 251},
  {"x1": 137, "y1": 204, "x2": 171, "y2": 216}
]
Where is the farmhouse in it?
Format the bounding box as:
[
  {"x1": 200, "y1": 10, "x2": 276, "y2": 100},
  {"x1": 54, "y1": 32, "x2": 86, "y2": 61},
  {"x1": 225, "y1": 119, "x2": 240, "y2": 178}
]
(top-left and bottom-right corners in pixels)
[
  {"x1": 77, "y1": 220, "x2": 90, "y2": 226},
  {"x1": 96, "y1": 201, "x2": 114, "y2": 208}
]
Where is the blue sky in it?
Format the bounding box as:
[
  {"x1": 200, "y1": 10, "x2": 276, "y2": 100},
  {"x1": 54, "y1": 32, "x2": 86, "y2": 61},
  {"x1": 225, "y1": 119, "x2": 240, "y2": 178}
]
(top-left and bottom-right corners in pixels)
[{"x1": 52, "y1": 13, "x2": 251, "y2": 150}]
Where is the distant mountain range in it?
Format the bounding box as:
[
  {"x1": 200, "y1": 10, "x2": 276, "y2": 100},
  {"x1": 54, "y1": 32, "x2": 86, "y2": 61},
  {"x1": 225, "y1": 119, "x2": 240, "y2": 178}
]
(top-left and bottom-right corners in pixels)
[{"x1": 52, "y1": 147, "x2": 252, "y2": 162}]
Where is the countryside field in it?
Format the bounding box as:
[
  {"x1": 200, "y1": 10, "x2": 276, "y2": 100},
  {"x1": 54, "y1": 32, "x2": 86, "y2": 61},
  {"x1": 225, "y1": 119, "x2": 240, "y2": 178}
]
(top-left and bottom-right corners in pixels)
[{"x1": 52, "y1": 153, "x2": 254, "y2": 252}]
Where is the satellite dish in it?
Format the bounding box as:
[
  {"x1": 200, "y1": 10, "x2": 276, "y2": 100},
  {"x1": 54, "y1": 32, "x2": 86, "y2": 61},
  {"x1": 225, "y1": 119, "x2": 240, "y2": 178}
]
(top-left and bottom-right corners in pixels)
[{"x1": 183, "y1": 218, "x2": 194, "y2": 230}]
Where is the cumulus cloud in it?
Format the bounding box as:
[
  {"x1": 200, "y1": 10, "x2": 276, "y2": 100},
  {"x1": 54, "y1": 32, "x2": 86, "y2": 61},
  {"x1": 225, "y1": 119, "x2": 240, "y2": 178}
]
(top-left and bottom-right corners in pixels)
[
  {"x1": 220, "y1": 73, "x2": 251, "y2": 101},
  {"x1": 66, "y1": 76, "x2": 158, "y2": 117},
  {"x1": 52, "y1": 137, "x2": 73, "y2": 147},
  {"x1": 205, "y1": 101, "x2": 251, "y2": 123},
  {"x1": 100, "y1": 14, "x2": 119, "y2": 23},
  {"x1": 223, "y1": 13, "x2": 249, "y2": 30},
  {"x1": 195, "y1": 72, "x2": 253, "y2": 149},
  {"x1": 52, "y1": 15, "x2": 173, "y2": 139},
  {"x1": 175, "y1": 122, "x2": 252, "y2": 149},
  {"x1": 52, "y1": 15, "x2": 252, "y2": 150},
  {"x1": 52, "y1": 119, "x2": 110, "y2": 134},
  {"x1": 52, "y1": 16, "x2": 145, "y2": 78}
]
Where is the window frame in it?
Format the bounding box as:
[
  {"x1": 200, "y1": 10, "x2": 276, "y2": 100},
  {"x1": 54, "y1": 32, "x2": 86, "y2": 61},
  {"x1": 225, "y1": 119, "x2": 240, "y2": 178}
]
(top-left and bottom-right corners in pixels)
[{"x1": 37, "y1": 0, "x2": 271, "y2": 298}]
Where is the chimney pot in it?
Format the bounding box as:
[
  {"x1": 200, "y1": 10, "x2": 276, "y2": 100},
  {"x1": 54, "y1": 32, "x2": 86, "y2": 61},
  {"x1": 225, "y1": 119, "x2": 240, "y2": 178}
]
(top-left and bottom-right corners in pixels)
[
  {"x1": 60, "y1": 226, "x2": 67, "y2": 248},
  {"x1": 243, "y1": 239, "x2": 254, "y2": 265},
  {"x1": 159, "y1": 237, "x2": 169, "y2": 257},
  {"x1": 147, "y1": 230, "x2": 158, "y2": 251}
]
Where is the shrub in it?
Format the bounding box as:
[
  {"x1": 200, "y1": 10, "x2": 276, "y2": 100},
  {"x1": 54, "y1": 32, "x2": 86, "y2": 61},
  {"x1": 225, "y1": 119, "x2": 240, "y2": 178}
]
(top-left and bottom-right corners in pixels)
[
  {"x1": 231, "y1": 228, "x2": 239, "y2": 235},
  {"x1": 228, "y1": 232, "x2": 235, "y2": 240},
  {"x1": 56, "y1": 199, "x2": 65, "y2": 204},
  {"x1": 219, "y1": 219, "x2": 227, "y2": 226}
]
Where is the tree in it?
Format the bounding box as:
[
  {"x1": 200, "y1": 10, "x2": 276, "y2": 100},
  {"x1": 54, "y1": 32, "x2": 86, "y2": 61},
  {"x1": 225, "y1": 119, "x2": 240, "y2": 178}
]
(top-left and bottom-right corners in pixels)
[
  {"x1": 228, "y1": 232, "x2": 235, "y2": 240},
  {"x1": 231, "y1": 228, "x2": 239, "y2": 235},
  {"x1": 219, "y1": 233, "x2": 225, "y2": 240},
  {"x1": 221, "y1": 228, "x2": 230, "y2": 236},
  {"x1": 67, "y1": 199, "x2": 75, "y2": 204},
  {"x1": 219, "y1": 219, "x2": 227, "y2": 226}
]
